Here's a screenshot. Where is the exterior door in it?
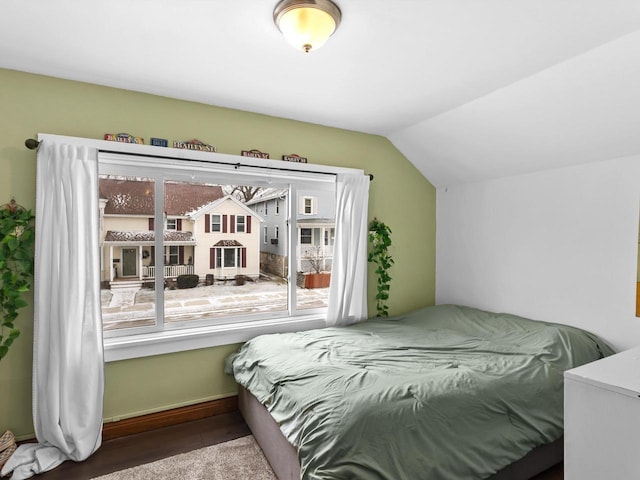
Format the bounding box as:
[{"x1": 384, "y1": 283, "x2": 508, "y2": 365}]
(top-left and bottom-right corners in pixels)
[{"x1": 121, "y1": 248, "x2": 138, "y2": 277}]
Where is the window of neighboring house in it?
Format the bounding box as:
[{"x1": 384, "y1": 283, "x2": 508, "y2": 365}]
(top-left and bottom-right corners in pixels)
[
  {"x1": 275, "y1": 199, "x2": 280, "y2": 215},
  {"x1": 299, "y1": 196, "x2": 318, "y2": 215},
  {"x1": 300, "y1": 228, "x2": 312, "y2": 244},
  {"x1": 224, "y1": 248, "x2": 236, "y2": 267},
  {"x1": 211, "y1": 214, "x2": 221, "y2": 232},
  {"x1": 236, "y1": 215, "x2": 246, "y2": 233},
  {"x1": 167, "y1": 245, "x2": 179, "y2": 265},
  {"x1": 303, "y1": 197, "x2": 313, "y2": 214},
  {"x1": 215, "y1": 248, "x2": 222, "y2": 268},
  {"x1": 265, "y1": 201, "x2": 268, "y2": 216},
  {"x1": 214, "y1": 247, "x2": 245, "y2": 268},
  {"x1": 95, "y1": 148, "x2": 349, "y2": 362}
]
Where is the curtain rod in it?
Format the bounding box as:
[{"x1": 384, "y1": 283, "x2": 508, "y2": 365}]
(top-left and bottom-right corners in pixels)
[{"x1": 24, "y1": 138, "x2": 374, "y2": 181}]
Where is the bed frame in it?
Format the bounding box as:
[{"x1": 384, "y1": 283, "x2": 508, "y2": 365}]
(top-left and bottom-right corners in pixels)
[{"x1": 239, "y1": 386, "x2": 563, "y2": 480}]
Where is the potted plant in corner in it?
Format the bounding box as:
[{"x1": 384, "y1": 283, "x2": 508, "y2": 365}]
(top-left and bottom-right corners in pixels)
[
  {"x1": 368, "y1": 218, "x2": 394, "y2": 317},
  {"x1": 302, "y1": 246, "x2": 331, "y2": 289}
]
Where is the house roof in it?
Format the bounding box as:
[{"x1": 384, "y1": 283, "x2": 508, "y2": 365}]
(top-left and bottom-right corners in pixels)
[
  {"x1": 214, "y1": 240, "x2": 243, "y2": 247},
  {"x1": 245, "y1": 188, "x2": 288, "y2": 206},
  {"x1": 189, "y1": 195, "x2": 265, "y2": 222},
  {"x1": 99, "y1": 178, "x2": 224, "y2": 216},
  {"x1": 297, "y1": 218, "x2": 335, "y2": 225},
  {"x1": 104, "y1": 230, "x2": 195, "y2": 243}
]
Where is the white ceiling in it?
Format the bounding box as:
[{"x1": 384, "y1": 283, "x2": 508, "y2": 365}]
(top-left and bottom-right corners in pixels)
[{"x1": 2, "y1": 0, "x2": 639, "y2": 187}]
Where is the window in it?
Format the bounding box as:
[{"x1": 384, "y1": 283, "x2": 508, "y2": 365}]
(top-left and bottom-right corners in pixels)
[
  {"x1": 265, "y1": 201, "x2": 268, "y2": 216},
  {"x1": 224, "y1": 248, "x2": 236, "y2": 267},
  {"x1": 275, "y1": 199, "x2": 280, "y2": 215},
  {"x1": 215, "y1": 248, "x2": 222, "y2": 268},
  {"x1": 167, "y1": 245, "x2": 180, "y2": 265},
  {"x1": 211, "y1": 214, "x2": 221, "y2": 232},
  {"x1": 236, "y1": 215, "x2": 246, "y2": 233},
  {"x1": 97, "y1": 150, "x2": 343, "y2": 360},
  {"x1": 300, "y1": 228, "x2": 312, "y2": 244},
  {"x1": 299, "y1": 196, "x2": 318, "y2": 215}
]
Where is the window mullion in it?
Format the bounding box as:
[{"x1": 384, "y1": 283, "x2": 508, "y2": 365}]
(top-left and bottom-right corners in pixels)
[
  {"x1": 287, "y1": 184, "x2": 297, "y2": 315},
  {"x1": 155, "y1": 176, "x2": 165, "y2": 329}
]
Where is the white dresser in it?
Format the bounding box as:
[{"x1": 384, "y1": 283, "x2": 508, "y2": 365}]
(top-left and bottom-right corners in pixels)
[{"x1": 564, "y1": 346, "x2": 640, "y2": 479}]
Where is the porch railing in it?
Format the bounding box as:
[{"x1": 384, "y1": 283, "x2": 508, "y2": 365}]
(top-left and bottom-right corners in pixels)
[{"x1": 142, "y1": 264, "x2": 195, "y2": 279}]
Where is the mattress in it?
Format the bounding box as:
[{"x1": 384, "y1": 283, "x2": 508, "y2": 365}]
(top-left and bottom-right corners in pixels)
[{"x1": 226, "y1": 304, "x2": 613, "y2": 480}]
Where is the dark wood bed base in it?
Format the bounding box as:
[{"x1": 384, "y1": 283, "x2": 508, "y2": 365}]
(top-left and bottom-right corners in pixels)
[{"x1": 238, "y1": 386, "x2": 563, "y2": 480}]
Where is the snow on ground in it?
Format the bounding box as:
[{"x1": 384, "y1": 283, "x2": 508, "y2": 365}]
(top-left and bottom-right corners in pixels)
[{"x1": 101, "y1": 279, "x2": 328, "y2": 331}]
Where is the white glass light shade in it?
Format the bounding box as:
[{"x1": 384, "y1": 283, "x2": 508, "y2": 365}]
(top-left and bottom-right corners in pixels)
[{"x1": 274, "y1": 0, "x2": 341, "y2": 53}]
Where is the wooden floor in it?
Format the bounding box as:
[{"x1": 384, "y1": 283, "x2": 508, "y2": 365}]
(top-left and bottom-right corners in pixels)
[
  {"x1": 32, "y1": 411, "x2": 563, "y2": 479},
  {"x1": 35, "y1": 412, "x2": 250, "y2": 479}
]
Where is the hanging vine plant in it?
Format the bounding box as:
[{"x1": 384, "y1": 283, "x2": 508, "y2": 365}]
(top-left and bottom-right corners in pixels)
[
  {"x1": 368, "y1": 218, "x2": 394, "y2": 317},
  {"x1": 0, "y1": 200, "x2": 35, "y2": 361}
]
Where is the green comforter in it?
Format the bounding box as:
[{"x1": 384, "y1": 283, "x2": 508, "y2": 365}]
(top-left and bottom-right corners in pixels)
[{"x1": 226, "y1": 304, "x2": 613, "y2": 480}]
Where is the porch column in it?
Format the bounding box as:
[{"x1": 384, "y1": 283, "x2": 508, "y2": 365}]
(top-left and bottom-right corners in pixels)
[{"x1": 109, "y1": 246, "x2": 114, "y2": 282}]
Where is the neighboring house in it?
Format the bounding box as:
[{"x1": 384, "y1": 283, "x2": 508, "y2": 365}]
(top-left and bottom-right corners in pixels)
[
  {"x1": 247, "y1": 187, "x2": 336, "y2": 278},
  {"x1": 99, "y1": 178, "x2": 264, "y2": 287},
  {"x1": 246, "y1": 188, "x2": 288, "y2": 277},
  {"x1": 190, "y1": 194, "x2": 264, "y2": 281}
]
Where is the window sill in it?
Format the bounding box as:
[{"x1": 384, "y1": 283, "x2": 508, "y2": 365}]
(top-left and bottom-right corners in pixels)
[{"x1": 103, "y1": 315, "x2": 327, "y2": 362}]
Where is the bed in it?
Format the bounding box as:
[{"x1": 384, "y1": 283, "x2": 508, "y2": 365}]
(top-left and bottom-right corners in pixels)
[{"x1": 225, "y1": 304, "x2": 613, "y2": 480}]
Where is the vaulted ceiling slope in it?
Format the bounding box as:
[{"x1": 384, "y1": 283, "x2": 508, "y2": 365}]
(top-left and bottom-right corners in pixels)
[{"x1": 1, "y1": 1, "x2": 639, "y2": 187}]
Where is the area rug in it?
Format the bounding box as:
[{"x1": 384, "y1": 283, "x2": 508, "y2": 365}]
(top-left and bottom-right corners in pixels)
[{"x1": 90, "y1": 435, "x2": 277, "y2": 480}]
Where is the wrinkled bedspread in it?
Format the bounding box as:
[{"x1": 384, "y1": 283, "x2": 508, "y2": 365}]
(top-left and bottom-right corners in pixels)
[{"x1": 226, "y1": 304, "x2": 613, "y2": 480}]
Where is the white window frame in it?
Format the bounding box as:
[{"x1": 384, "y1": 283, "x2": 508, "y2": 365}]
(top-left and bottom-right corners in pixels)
[
  {"x1": 167, "y1": 245, "x2": 180, "y2": 265},
  {"x1": 274, "y1": 225, "x2": 279, "y2": 240},
  {"x1": 236, "y1": 215, "x2": 246, "y2": 233},
  {"x1": 38, "y1": 133, "x2": 365, "y2": 362},
  {"x1": 215, "y1": 248, "x2": 222, "y2": 268},
  {"x1": 223, "y1": 248, "x2": 237, "y2": 267},
  {"x1": 211, "y1": 214, "x2": 221, "y2": 232},
  {"x1": 304, "y1": 197, "x2": 313, "y2": 214},
  {"x1": 166, "y1": 218, "x2": 177, "y2": 230},
  {"x1": 275, "y1": 199, "x2": 280, "y2": 215},
  {"x1": 300, "y1": 228, "x2": 312, "y2": 244},
  {"x1": 263, "y1": 225, "x2": 268, "y2": 244}
]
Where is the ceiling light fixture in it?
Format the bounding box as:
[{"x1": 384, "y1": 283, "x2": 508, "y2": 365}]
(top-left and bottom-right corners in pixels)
[{"x1": 274, "y1": 0, "x2": 342, "y2": 53}]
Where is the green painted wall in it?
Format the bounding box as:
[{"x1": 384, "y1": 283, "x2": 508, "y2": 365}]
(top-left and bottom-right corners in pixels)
[{"x1": 0, "y1": 68, "x2": 436, "y2": 439}]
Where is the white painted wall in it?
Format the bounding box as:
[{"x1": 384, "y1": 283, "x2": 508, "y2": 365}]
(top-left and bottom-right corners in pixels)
[{"x1": 436, "y1": 155, "x2": 640, "y2": 351}]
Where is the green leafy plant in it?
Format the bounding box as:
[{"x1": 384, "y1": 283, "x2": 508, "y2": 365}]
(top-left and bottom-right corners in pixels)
[
  {"x1": 368, "y1": 218, "x2": 394, "y2": 317},
  {"x1": 0, "y1": 201, "x2": 35, "y2": 361}
]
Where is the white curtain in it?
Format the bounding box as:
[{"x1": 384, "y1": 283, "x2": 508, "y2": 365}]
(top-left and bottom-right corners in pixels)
[
  {"x1": 326, "y1": 173, "x2": 370, "y2": 326},
  {"x1": 2, "y1": 142, "x2": 104, "y2": 479}
]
